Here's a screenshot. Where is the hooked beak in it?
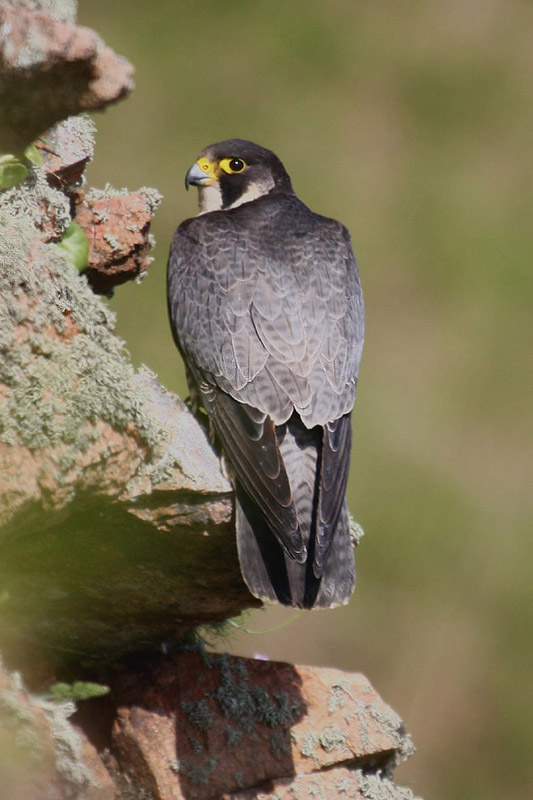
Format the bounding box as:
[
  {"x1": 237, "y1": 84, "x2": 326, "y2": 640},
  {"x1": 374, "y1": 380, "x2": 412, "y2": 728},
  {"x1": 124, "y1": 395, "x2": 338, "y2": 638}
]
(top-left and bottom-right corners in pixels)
[{"x1": 185, "y1": 159, "x2": 217, "y2": 190}]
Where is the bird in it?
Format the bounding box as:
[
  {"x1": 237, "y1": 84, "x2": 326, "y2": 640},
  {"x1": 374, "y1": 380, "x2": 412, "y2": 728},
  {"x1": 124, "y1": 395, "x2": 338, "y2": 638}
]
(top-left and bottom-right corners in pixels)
[{"x1": 167, "y1": 139, "x2": 364, "y2": 609}]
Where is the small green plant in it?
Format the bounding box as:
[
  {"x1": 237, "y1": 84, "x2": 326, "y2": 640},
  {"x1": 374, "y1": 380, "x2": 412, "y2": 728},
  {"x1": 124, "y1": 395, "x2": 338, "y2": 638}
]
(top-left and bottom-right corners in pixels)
[
  {"x1": 0, "y1": 143, "x2": 43, "y2": 191},
  {"x1": 56, "y1": 221, "x2": 90, "y2": 272},
  {"x1": 48, "y1": 681, "x2": 110, "y2": 702}
]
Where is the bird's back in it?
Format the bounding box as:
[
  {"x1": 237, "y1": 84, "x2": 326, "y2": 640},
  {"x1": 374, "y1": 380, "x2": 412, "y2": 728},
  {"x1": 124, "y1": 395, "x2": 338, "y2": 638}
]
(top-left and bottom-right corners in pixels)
[{"x1": 167, "y1": 143, "x2": 364, "y2": 608}]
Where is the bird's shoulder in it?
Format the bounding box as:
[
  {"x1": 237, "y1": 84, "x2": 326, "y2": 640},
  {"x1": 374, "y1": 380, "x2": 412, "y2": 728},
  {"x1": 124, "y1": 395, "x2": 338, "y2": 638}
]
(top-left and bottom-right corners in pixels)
[{"x1": 174, "y1": 193, "x2": 350, "y2": 246}]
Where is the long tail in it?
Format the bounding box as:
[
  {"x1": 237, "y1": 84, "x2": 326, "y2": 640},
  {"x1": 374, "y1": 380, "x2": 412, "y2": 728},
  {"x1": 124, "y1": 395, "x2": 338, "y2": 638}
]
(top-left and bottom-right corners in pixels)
[{"x1": 235, "y1": 417, "x2": 355, "y2": 608}]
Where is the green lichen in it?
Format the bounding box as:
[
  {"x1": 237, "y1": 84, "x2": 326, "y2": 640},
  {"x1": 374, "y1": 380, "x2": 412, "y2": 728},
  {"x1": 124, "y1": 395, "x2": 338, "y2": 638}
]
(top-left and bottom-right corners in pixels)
[
  {"x1": 318, "y1": 723, "x2": 348, "y2": 753},
  {"x1": 307, "y1": 781, "x2": 326, "y2": 800},
  {"x1": 225, "y1": 725, "x2": 243, "y2": 746},
  {"x1": 0, "y1": 213, "x2": 168, "y2": 490},
  {"x1": 139, "y1": 187, "x2": 163, "y2": 215},
  {"x1": 349, "y1": 515, "x2": 364, "y2": 546},
  {"x1": 103, "y1": 233, "x2": 121, "y2": 251},
  {"x1": 328, "y1": 679, "x2": 368, "y2": 726},
  {"x1": 179, "y1": 652, "x2": 303, "y2": 790},
  {"x1": 300, "y1": 731, "x2": 319, "y2": 759},
  {"x1": 58, "y1": 114, "x2": 96, "y2": 161},
  {"x1": 188, "y1": 736, "x2": 204, "y2": 754},
  {"x1": 253, "y1": 688, "x2": 301, "y2": 729},
  {"x1": 0, "y1": 672, "x2": 42, "y2": 762},
  {"x1": 0, "y1": 658, "x2": 98, "y2": 799},
  {"x1": 174, "y1": 756, "x2": 217, "y2": 786},
  {"x1": 211, "y1": 653, "x2": 300, "y2": 737},
  {"x1": 232, "y1": 770, "x2": 244, "y2": 789},
  {"x1": 180, "y1": 699, "x2": 214, "y2": 731},
  {"x1": 369, "y1": 704, "x2": 415, "y2": 766},
  {"x1": 352, "y1": 768, "x2": 420, "y2": 800},
  {"x1": 15, "y1": 1, "x2": 77, "y2": 26},
  {"x1": 0, "y1": 163, "x2": 71, "y2": 236},
  {"x1": 37, "y1": 695, "x2": 96, "y2": 797},
  {"x1": 85, "y1": 185, "x2": 130, "y2": 203},
  {"x1": 270, "y1": 728, "x2": 290, "y2": 758}
]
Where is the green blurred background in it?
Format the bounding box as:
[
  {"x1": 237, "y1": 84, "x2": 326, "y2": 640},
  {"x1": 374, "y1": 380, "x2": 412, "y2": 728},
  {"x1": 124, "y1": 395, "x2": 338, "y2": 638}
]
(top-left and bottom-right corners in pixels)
[{"x1": 78, "y1": 2, "x2": 533, "y2": 798}]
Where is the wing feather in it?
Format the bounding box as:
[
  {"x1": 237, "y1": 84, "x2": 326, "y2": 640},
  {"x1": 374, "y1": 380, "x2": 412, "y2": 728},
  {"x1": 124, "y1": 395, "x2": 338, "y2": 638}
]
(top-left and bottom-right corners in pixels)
[
  {"x1": 205, "y1": 388, "x2": 306, "y2": 562},
  {"x1": 314, "y1": 414, "x2": 353, "y2": 574}
]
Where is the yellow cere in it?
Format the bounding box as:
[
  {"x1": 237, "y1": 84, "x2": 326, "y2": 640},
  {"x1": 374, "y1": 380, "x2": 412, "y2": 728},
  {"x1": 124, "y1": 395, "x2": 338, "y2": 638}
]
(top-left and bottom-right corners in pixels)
[{"x1": 196, "y1": 157, "x2": 218, "y2": 180}]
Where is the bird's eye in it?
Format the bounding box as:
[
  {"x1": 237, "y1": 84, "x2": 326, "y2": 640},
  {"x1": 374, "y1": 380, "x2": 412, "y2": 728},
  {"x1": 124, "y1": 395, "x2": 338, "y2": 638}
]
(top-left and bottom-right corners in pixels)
[{"x1": 220, "y1": 157, "x2": 247, "y2": 174}]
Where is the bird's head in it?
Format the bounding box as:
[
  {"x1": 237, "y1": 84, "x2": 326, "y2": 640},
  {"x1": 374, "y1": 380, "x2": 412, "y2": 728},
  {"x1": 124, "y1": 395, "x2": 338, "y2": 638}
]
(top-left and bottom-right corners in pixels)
[{"x1": 185, "y1": 139, "x2": 293, "y2": 215}]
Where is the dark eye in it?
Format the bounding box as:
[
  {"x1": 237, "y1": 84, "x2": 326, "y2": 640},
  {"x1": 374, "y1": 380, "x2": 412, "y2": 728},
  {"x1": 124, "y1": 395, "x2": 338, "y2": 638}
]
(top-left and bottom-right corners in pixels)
[
  {"x1": 229, "y1": 158, "x2": 245, "y2": 173},
  {"x1": 220, "y1": 157, "x2": 248, "y2": 175}
]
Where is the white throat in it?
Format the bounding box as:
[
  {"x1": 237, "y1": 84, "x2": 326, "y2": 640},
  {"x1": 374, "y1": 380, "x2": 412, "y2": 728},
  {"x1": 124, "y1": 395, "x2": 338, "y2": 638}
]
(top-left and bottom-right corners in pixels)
[{"x1": 197, "y1": 183, "x2": 223, "y2": 215}]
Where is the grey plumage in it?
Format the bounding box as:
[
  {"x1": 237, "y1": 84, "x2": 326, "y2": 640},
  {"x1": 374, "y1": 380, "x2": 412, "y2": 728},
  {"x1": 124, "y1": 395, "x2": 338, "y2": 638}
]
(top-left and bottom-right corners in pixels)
[{"x1": 167, "y1": 140, "x2": 364, "y2": 608}]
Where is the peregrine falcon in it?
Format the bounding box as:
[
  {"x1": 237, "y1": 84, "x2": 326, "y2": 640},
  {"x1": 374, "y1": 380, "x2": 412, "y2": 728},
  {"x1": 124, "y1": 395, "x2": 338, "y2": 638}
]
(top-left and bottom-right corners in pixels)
[{"x1": 167, "y1": 139, "x2": 364, "y2": 609}]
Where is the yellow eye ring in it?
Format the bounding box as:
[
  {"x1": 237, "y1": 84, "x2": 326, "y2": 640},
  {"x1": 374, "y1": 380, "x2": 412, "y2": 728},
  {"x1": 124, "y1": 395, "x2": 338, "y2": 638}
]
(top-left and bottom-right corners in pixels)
[{"x1": 220, "y1": 157, "x2": 247, "y2": 174}]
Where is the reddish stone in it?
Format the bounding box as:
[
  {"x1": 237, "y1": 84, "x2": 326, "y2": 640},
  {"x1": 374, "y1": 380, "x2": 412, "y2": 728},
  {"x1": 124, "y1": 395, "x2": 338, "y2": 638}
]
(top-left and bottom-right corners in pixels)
[
  {"x1": 0, "y1": 5, "x2": 134, "y2": 153},
  {"x1": 108, "y1": 652, "x2": 413, "y2": 800},
  {"x1": 74, "y1": 190, "x2": 160, "y2": 293},
  {"x1": 38, "y1": 122, "x2": 94, "y2": 190}
]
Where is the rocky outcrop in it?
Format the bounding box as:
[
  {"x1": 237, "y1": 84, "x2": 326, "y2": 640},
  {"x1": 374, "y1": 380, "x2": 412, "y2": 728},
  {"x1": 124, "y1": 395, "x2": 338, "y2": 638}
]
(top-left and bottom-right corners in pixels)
[
  {"x1": 0, "y1": 4, "x2": 422, "y2": 799},
  {"x1": 1, "y1": 653, "x2": 419, "y2": 800}
]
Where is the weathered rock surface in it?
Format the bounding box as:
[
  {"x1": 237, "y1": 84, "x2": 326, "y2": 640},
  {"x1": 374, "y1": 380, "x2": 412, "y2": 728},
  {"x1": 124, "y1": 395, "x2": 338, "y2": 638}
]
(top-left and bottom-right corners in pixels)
[
  {"x1": 102, "y1": 652, "x2": 415, "y2": 800},
  {"x1": 0, "y1": 1, "x2": 258, "y2": 667},
  {"x1": 2, "y1": 652, "x2": 417, "y2": 800},
  {"x1": 74, "y1": 187, "x2": 162, "y2": 293},
  {"x1": 0, "y1": 659, "x2": 116, "y2": 800},
  {"x1": 0, "y1": 1, "x2": 134, "y2": 153}
]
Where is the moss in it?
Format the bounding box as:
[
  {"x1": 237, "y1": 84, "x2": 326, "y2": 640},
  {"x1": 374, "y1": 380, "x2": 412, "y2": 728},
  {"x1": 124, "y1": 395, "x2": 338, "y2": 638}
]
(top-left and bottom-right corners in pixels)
[{"x1": 0, "y1": 212, "x2": 169, "y2": 488}]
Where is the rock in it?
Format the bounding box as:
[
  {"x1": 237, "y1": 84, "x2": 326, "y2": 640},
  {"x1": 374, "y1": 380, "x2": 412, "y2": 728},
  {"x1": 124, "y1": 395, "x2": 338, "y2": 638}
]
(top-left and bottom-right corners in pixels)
[
  {"x1": 99, "y1": 652, "x2": 416, "y2": 800},
  {"x1": 0, "y1": 2, "x2": 134, "y2": 153},
  {"x1": 227, "y1": 766, "x2": 420, "y2": 800},
  {"x1": 74, "y1": 187, "x2": 162, "y2": 293},
  {"x1": 1, "y1": 652, "x2": 421, "y2": 800},
  {"x1": 38, "y1": 116, "x2": 96, "y2": 191},
  {"x1": 0, "y1": 659, "x2": 116, "y2": 800}
]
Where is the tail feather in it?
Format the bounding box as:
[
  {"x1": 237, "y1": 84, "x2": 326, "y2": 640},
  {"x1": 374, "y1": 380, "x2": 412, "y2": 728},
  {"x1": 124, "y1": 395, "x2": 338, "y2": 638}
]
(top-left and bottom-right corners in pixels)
[
  {"x1": 236, "y1": 496, "x2": 355, "y2": 608},
  {"x1": 235, "y1": 416, "x2": 355, "y2": 609}
]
